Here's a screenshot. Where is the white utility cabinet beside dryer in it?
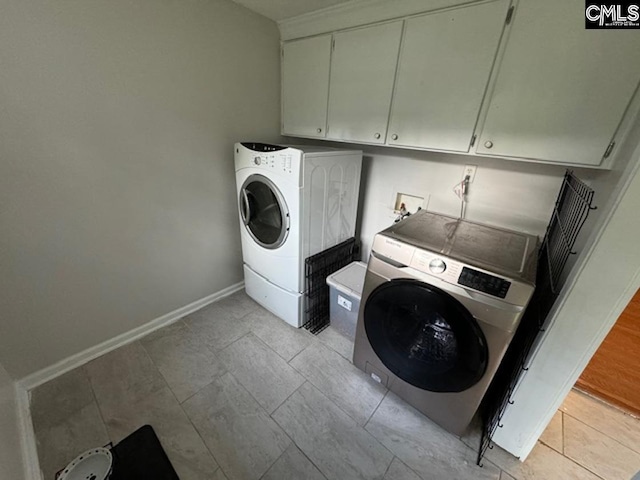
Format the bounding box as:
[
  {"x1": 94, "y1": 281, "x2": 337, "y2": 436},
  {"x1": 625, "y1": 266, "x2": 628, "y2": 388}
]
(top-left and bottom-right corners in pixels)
[{"x1": 234, "y1": 142, "x2": 362, "y2": 327}]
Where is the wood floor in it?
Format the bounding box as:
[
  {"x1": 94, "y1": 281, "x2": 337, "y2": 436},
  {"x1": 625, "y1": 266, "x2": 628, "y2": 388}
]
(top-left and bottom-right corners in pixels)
[{"x1": 576, "y1": 288, "x2": 640, "y2": 416}]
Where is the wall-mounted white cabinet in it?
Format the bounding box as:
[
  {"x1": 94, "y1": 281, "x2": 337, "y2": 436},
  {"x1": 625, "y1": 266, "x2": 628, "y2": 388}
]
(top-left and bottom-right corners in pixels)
[
  {"x1": 280, "y1": 0, "x2": 640, "y2": 167},
  {"x1": 475, "y1": 0, "x2": 640, "y2": 165},
  {"x1": 281, "y1": 35, "x2": 331, "y2": 138},
  {"x1": 387, "y1": 0, "x2": 509, "y2": 152},
  {"x1": 327, "y1": 21, "x2": 403, "y2": 144}
]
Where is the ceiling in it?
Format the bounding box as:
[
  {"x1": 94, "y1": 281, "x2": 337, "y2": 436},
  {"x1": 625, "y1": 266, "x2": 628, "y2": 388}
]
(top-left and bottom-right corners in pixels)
[{"x1": 232, "y1": 0, "x2": 355, "y2": 21}]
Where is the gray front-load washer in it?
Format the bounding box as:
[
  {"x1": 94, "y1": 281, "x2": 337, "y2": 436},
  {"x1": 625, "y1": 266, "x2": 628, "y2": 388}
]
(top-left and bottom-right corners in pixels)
[{"x1": 353, "y1": 210, "x2": 538, "y2": 435}]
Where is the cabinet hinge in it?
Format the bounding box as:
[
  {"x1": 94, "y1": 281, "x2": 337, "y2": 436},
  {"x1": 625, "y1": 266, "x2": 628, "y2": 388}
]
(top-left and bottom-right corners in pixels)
[
  {"x1": 505, "y1": 5, "x2": 515, "y2": 25},
  {"x1": 470, "y1": 134, "x2": 477, "y2": 147},
  {"x1": 604, "y1": 141, "x2": 616, "y2": 159},
  {"x1": 332, "y1": 38, "x2": 335, "y2": 51}
]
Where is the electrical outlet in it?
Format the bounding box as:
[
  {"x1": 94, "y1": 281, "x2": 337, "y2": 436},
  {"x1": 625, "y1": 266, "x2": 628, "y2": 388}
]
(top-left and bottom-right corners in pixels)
[{"x1": 463, "y1": 164, "x2": 477, "y2": 183}]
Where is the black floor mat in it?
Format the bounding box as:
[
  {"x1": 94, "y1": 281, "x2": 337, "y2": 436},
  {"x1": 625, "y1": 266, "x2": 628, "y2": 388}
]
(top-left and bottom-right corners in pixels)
[{"x1": 109, "y1": 425, "x2": 179, "y2": 480}]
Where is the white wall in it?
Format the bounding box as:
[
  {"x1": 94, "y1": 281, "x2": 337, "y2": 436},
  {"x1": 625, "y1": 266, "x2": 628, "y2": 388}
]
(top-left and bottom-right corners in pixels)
[
  {"x1": 355, "y1": 147, "x2": 597, "y2": 259},
  {"x1": 493, "y1": 115, "x2": 640, "y2": 458},
  {"x1": 0, "y1": 0, "x2": 281, "y2": 378},
  {"x1": 0, "y1": 364, "x2": 24, "y2": 480}
]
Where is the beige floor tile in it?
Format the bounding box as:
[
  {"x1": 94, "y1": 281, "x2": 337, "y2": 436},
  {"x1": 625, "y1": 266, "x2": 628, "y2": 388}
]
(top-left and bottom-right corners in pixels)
[
  {"x1": 539, "y1": 410, "x2": 563, "y2": 454},
  {"x1": 383, "y1": 457, "x2": 422, "y2": 480},
  {"x1": 459, "y1": 415, "x2": 482, "y2": 451},
  {"x1": 212, "y1": 469, "x2": 229, "y2": 480},
  {"x1": 564, "y1": 414, "x2": 640, "y2": 480},
  {"x1": 366, "y1": 392, "x2": 500, "y2": 480},
  {"x1": 86, "y1": 343, "x2": 218, "y2": 480},
  {"x1": 30, "y1": 367, "x2": 95, "y2": 432},
  {"x1": 217, "y1": 290, "x2": 262, "y2": 318},
  {"x1": 138, "y1": 320, "x2": 186, "y2": 344},
  {"x1": 39, "y1": 302, "x2": 640, "y2": 480},
  {"x1": 247, "y1": 308, "x2": 313, "y2": 361},
  {"x1": 141, "y1": 320, "x2": 226, "y2": 403},
  {"x1": 188, "y1": 290, "x2": 259, "y2": 326},
  {"x1": 272, "y1": 382, "x2": 393, "y2": 480},
  {"x1": 182, "y1": 372, "x2": 291, "y2": 480},
  {"x1": 487, "y1": 442, "x2": 601, "y2": 480},
  {"x1": 184, "y1": 301, "x2": 254, "y2": 351},
  {"x1": 217, "y1": 333, "x2": 304, "y2": 413},
  {"x1": 289, "y1": 342, "x2": 386, "y2": 425},
  {"x1": 262, "y1": 443, "x2": 327, "y2": 480},
  {"x1": 100, "y1": 394, "x2": 220, "y2": 480},
  {"x1": 316, "y1": 325, "x2": 355, "y2": 361},
  {"x1": 34, "y1": 401, "x2": 110, "y2": 480},
  {"x1": 84, "y1": 342, "x2": 167, "y2": 408},
  {"x1": 562, "y1": 389, "x2": 640, "y2": 454}
]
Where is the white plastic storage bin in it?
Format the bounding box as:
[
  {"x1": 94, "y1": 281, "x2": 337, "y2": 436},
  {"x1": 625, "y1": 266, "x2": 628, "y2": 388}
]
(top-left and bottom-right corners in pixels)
[{"x1": 326, "y1": 261, "x2": 367, "y2": 340}]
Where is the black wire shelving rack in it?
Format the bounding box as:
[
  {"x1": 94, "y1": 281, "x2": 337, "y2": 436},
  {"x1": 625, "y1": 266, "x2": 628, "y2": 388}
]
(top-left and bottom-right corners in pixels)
[{"x1": 477, "y1": 170, "x2": 596, "y2": 466}]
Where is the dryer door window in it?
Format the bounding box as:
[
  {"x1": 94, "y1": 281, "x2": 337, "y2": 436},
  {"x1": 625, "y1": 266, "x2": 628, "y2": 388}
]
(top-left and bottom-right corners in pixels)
[
  {"x1": 364, "y1": 279, "x2": 488, "y2": 392},
  {"x1": 239, "y1": 174, "x2": 290, "y2": 249}
]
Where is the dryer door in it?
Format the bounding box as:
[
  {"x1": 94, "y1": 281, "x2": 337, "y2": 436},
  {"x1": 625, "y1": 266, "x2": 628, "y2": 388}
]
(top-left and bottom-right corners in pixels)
[
  {"x1": 239, "y1": 174, "x2": 290, "y2": 249},
  {"x1": 364, "y1": 278, "x2": 488, "y2": 392}
]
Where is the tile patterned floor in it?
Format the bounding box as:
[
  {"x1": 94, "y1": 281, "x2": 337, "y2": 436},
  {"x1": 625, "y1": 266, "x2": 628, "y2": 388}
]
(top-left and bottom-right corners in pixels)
[
  {"x1": 536, "y1": 389, "x2": 640, "y2": 480},
  {"x1": 30, "y1": 291, "x2": 640, "y2": 480}
]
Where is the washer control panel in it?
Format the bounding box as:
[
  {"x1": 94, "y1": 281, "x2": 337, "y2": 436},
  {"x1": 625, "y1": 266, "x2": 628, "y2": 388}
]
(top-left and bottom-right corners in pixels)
[
  {"x1": 411, "y1": 250, "x2": 462, "y2": 284},
  {"x1": 373, "y1": 234, "x2": 517, "y2": 301},
  {"x1": 458, "y1": 267, "x2": 511, "y2": 299},
  {"x1": 428, "y1": 258, "x2": 446, "y2": 274},
  {"x1": 410, "y1": 248, "x2": 510, "y2": 299}
]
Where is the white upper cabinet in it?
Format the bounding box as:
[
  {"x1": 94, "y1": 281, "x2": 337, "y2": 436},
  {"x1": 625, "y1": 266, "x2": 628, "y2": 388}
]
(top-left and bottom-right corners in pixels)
[
  {"x1": 280, "y1": 0, "x2": 640, "y2": 167},
  {"x1": 282, "y1": 35, "x2": 332, "y2": 138},
  {"x1": 327, "y1": 22, "x2": 403, "y2": 144},
  {"x1": 387, "y1": 0, "x2": 509, "y2": 152},
  {"x1": 475, "y1": 0, "x2": 640, "y2": 165}
]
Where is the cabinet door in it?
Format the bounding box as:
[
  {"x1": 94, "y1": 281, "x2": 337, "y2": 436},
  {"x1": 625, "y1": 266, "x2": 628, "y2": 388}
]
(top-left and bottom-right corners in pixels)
[
  {"x1": 387, "y1": 0, "x2": 509, "y2": 152},
  {"x1": 476, "y1": 0, "x2": 640, "y2": 165},
  {"x1": 282, "y1": 35, "x2": 331, "y2": 138},
  {"x1": 327, "y1": 22, "x2": 403, "y2": 144}
]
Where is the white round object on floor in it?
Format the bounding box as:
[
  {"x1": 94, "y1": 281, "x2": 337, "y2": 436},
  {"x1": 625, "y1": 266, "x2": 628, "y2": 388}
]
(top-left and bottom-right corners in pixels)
[{"x1": 57, "y1": 447, "x2": 112, "y2": 480}]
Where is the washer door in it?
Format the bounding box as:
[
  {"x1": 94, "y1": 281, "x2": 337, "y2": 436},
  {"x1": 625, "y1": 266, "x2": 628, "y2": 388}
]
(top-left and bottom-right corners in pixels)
[
  {"x1": 364, "y1": 278, "x2": 488, "y2": 393},
  {"x1": 239, "y1": 174, "x2": 290, "y2": 249}
]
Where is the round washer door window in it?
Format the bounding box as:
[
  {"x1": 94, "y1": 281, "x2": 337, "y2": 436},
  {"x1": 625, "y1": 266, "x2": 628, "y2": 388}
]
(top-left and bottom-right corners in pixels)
[
  {"x1": 239, "y1": 174, "x2": 289, "y2": 249},
  {"x1": 364, "y1": 279, "x2": 488, "y2": 392}
]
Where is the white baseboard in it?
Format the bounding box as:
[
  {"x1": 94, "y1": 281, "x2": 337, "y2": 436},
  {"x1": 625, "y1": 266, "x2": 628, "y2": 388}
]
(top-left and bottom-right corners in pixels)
[
  {"x1": 15, "y1": 382, "x2": 40, "y2": 480},
  {"x1": 19, "y1": 282, "x2": 244, "y2": 391},
  {"x1": 15, "y1": 282, "x2": 244, "y2": 480}
]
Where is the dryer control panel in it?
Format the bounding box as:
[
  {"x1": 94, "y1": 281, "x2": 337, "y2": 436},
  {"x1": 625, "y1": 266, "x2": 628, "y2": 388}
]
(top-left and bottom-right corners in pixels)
[
  {"x1": 235, "y1": 143, "x2": 302, "y2": 185},
  {"x1": 250, "y1": 153, "x2": 294, "y2": 174}
]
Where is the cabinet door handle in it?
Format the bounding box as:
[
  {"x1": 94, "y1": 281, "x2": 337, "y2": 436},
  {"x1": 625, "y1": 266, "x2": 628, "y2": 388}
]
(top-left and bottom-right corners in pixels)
[
  {"x1": 317, "y1": 128, "x2": 322, "y2": 134},
  {"x1": 391, "y1": 134, "x2": 398, "y2": 141},
  {"x1": 374, "y1": 133, "x2": 381, "y2": 139},
  {"x1": 484, "y1": 140, "x2": 494, "y2": 149}
]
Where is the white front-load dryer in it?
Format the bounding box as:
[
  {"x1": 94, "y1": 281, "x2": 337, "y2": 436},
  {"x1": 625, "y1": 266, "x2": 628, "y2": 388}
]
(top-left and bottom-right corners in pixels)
[{"x1": 234, "y1": 142, "x2": 362, "y2": 327}]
